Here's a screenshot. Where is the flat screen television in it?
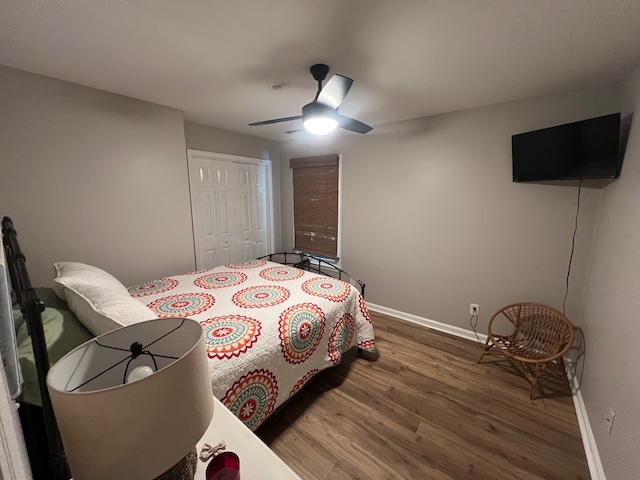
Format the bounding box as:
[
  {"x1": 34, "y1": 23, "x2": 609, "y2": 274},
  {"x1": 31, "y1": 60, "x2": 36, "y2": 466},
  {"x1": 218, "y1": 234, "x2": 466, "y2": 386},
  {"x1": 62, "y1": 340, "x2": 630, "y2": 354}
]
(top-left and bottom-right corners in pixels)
[{"x1": 512, "y1": 113, "x2": 621, "y2": 182}]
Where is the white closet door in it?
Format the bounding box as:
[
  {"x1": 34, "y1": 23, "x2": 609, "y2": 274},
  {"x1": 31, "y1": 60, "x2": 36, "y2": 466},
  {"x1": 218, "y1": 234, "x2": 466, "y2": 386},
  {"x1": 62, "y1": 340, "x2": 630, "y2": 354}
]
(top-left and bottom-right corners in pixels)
[
  {"x1": 213, "y1": 160, "x2": 237, "y2": 264},
  {"x1": 236, "y1": 163, "x2": 255, "y2": 262},
  {"x1": 253, "y1": 165, "x2": 269, "y2": 258},
  {"x1": 189, "y1": 152, "x2": 272, "y2": 270},
  {"x1": 188, "y1": 158, "x2": 221, "y2": 269}
]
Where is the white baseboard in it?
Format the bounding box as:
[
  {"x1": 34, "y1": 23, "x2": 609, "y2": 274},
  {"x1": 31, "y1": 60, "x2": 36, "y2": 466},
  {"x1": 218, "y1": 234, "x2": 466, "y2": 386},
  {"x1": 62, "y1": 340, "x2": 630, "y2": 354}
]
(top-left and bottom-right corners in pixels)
[
  {"x1": 565, "y1": 361, "x2": 606, "y2": 480},
  {"x1": 366, "y1": 302, "x2": 487, "y2": 344},
  {"x1": 366, "y1": 302, "x2": 605, "y2": 480}
]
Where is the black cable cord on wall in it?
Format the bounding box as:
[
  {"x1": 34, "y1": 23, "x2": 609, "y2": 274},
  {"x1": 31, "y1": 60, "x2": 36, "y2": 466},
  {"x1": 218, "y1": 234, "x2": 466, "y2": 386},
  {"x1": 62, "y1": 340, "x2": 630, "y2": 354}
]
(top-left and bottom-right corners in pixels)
[
  {"x1": 470, "y1": 311, "x2": 480, "y2": 342},
  {"x1": 563, "y1": 179, "x2": 583, "y2": 315}
]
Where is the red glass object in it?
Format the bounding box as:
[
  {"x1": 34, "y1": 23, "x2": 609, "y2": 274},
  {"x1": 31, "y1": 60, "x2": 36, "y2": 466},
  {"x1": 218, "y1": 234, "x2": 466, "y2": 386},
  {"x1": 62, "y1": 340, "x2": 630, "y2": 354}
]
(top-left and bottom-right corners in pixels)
[{"x1": 206, "y1": 452, "x2": 240, "y2": 480}]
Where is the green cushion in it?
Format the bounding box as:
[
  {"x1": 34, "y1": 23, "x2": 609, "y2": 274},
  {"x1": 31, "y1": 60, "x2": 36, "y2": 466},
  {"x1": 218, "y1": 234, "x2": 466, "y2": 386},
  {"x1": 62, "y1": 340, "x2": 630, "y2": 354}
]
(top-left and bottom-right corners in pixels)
[
  {"x1": 33, "y1": 287, "x2": 70, "y2": 311},
  {"x1": 13, "y1": 287, "x2": 70, "y2": 330},
  {"x1": 16, "y1": 288, "x2": 93, "y2": 406}
]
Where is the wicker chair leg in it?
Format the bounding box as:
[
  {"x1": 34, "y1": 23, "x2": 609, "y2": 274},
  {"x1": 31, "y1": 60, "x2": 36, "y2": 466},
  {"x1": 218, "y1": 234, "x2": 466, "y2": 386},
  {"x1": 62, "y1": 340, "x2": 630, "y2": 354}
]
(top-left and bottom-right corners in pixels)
[
  {"x1": 529, "y1": 373, "x2": 539, "y2": 400},
  {"x1": 529, "y1": 363, "x2": 546, "y2": 400},
  {"x1": 477, "y1": 337, "x2": 494, "y2": 363},
  {"x1": 557, "y1": 356, "x2": 567, "y2": 377}
]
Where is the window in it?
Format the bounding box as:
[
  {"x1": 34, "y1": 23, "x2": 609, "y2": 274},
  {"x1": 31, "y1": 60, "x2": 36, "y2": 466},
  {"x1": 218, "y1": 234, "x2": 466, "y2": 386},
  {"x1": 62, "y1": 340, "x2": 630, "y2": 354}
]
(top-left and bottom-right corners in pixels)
[{"x1": 290, "y1": 154, "x2": 339, "y2": 260}]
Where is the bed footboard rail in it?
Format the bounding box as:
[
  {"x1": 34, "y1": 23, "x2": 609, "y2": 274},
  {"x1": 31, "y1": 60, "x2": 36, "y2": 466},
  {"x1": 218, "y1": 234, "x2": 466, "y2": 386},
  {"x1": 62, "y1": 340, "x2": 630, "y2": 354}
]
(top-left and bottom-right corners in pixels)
[
  {"x1": 258, "y1": 251, "x2": 366, "y2": 297},
  {"x1": 2, "y1": 217, "x2": 69, "y2": 479}
]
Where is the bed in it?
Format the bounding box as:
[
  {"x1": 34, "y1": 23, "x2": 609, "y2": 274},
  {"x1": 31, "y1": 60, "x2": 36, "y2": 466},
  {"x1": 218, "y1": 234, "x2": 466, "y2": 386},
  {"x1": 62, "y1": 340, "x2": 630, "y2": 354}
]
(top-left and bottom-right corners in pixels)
[
  {"x1": 124, "y1": 259, "x2": 376, "y2": 429},
  {"x1": 1, "y1": 217, "x2": 376, "y2": 478}
]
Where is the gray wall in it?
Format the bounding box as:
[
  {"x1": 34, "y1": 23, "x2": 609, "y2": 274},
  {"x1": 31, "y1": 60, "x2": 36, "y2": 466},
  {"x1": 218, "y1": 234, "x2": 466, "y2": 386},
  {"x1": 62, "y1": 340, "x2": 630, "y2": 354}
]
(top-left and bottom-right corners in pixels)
[
  {"x1": 578, "y1": 69, "x2": 640, "y2": 480},
  {"x1": 280, "y1": 84, "x2": 624, "y2": 332},
  {"x1": 184, "y1": 121, "x2": 281, "y2": 161},
  {"x1": 184, "y1": 121, "x2": 283, "y2": 251},
  {"x1": 0, "y1": 65, "x2": 195, "y2": 286}
]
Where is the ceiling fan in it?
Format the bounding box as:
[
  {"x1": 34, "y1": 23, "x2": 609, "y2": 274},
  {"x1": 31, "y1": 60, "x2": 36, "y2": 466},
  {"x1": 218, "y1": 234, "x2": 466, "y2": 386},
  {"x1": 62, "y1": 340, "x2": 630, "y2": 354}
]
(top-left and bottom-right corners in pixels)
[{"x1": 249, "y1": 64, "x2": 373, "y2": 135}]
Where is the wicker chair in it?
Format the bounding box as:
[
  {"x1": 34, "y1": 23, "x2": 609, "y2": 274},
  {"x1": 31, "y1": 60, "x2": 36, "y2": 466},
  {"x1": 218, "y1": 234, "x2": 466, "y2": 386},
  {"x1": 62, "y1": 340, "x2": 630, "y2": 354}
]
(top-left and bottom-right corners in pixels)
[{"x1": 478, "y1": 302, "x2": 574, "y2": 399}]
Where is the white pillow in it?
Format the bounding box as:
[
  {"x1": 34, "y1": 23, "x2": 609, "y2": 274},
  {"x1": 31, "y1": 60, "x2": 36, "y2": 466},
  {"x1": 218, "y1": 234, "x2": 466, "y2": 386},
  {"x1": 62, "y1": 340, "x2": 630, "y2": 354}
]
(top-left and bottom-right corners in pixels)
[
  {"x1": 63, "y1": 283, "x2": 156, "y2": 336},
  {"x1": 53, "y1": 262, "x2": 128, "y2": 300}
]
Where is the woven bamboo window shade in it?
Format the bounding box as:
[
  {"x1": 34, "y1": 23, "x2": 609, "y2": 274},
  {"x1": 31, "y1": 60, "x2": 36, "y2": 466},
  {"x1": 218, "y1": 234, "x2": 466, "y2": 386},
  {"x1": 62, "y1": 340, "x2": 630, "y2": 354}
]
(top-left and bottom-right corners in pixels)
[{"x1": 290, "y1": 154, "x2": 339, "y2": 259}]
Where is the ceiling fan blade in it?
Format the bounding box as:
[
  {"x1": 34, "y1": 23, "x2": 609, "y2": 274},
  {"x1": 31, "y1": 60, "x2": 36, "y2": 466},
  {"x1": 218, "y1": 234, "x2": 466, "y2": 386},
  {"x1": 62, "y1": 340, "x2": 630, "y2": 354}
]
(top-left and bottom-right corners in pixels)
[
  {"x1": 338, "y1": 115, "x2": 373, "y2": 134},
  {"x1": 249, "y1": 115, "x2": 302, "y2": 126},
  {"x1": 317, "y1": 74, "x2": 353, "y2": 109}
]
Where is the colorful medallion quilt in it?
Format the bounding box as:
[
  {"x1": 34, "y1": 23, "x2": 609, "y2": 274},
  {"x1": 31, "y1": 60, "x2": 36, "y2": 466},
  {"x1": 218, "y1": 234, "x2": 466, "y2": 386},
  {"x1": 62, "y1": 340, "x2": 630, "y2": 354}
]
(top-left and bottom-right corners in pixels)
[{"x1": 128, "y1": 260, "x2": 376, "y2": 430}]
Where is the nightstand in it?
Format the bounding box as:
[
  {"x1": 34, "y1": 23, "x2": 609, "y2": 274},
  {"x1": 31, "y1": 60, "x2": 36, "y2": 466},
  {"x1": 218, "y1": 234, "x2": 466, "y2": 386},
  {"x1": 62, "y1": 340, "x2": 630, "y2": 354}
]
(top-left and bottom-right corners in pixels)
[{"x1": 195, "y1": 396, "x2": 300, "y2": 479}]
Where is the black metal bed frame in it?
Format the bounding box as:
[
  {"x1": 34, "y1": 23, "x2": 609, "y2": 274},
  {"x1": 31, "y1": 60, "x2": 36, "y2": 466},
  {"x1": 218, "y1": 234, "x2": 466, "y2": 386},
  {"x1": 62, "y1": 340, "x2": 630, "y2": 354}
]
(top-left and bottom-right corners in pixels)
[
  {"x1": 2, "y1": 217, "x2": 68, "y2": 479},
  {"x1": 257, "y1": 251, "x2": 366, "y2": 297}
]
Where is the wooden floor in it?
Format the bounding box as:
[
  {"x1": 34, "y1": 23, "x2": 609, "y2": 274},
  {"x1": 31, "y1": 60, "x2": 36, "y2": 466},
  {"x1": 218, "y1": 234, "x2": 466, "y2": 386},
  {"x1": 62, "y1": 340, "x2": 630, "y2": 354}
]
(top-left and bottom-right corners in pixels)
[{"x1": 256, "y1": 311, "x2": 590, "y2": 480}]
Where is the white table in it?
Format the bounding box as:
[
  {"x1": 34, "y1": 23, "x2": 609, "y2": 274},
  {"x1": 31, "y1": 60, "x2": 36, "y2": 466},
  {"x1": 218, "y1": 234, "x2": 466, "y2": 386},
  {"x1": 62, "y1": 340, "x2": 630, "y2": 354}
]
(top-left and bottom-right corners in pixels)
[{"x1": 195, "y1": 396, "x2": 300, "y2": 479}]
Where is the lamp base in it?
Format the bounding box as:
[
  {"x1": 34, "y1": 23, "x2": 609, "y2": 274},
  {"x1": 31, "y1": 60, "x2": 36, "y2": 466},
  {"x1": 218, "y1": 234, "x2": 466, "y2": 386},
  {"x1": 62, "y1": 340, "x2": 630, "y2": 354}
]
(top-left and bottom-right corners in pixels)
[{"x1": 154, "y1": 448, "x2": 198, "y2": 480}]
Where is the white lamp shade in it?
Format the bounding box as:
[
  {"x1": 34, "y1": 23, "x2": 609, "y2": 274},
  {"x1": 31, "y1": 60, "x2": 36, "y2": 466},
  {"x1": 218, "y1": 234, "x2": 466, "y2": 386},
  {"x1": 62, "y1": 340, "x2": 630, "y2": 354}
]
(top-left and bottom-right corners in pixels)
[{"x1": 47, "y1": 318, "x2": 214, "y2": 480}]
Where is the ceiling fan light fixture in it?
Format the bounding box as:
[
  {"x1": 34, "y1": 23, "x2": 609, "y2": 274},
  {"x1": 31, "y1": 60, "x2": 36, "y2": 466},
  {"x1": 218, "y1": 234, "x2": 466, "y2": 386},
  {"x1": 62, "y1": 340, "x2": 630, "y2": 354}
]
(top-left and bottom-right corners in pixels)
[
  {"x1": 303, "y1": 117, "x2": 338, "y2": 135},
  {"x1": 302, "y1": 102, "x2": 338, "y2": 135}
]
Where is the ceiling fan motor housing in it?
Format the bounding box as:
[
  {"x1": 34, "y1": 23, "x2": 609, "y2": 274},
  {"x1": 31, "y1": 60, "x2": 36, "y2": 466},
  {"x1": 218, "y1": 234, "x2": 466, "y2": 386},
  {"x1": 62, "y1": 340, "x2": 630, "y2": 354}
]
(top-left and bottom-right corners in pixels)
[{"x1": 302, "y1": 101, "x2": 337, "y2": 121}]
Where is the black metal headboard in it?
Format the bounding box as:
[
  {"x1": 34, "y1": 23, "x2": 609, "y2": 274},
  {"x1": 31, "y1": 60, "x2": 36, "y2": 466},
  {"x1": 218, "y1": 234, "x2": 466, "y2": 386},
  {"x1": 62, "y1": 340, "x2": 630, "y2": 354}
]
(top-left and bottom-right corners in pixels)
[
  {"x1": 257, "y1": 251, "x2": 366, "y2": 297},
  {"x1": 2, "y1": 217, "x2": 68, "y2": 479}
]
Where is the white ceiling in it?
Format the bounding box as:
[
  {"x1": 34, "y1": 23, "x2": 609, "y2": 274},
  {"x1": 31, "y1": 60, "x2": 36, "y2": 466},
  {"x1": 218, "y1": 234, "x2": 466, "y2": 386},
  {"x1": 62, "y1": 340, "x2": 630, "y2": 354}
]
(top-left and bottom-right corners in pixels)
[{"x1": 2, "y1": 1, "x2": 640, "y2": 141}]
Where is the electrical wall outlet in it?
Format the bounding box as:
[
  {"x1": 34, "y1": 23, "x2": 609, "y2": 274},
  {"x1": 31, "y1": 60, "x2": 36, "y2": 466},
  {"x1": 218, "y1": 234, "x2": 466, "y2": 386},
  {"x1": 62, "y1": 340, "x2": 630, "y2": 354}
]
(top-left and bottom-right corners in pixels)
[{"x1": 470, "y1": 303, "x2": 479, "y2": 315}]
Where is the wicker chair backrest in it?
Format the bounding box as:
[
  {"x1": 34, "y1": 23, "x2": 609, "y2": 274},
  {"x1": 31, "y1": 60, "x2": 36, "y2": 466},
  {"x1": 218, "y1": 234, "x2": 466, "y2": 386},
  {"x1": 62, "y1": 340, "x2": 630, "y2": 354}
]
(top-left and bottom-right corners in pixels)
[{"x1": 488, "y1": 302, "x2": 574, "y2": 363}]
